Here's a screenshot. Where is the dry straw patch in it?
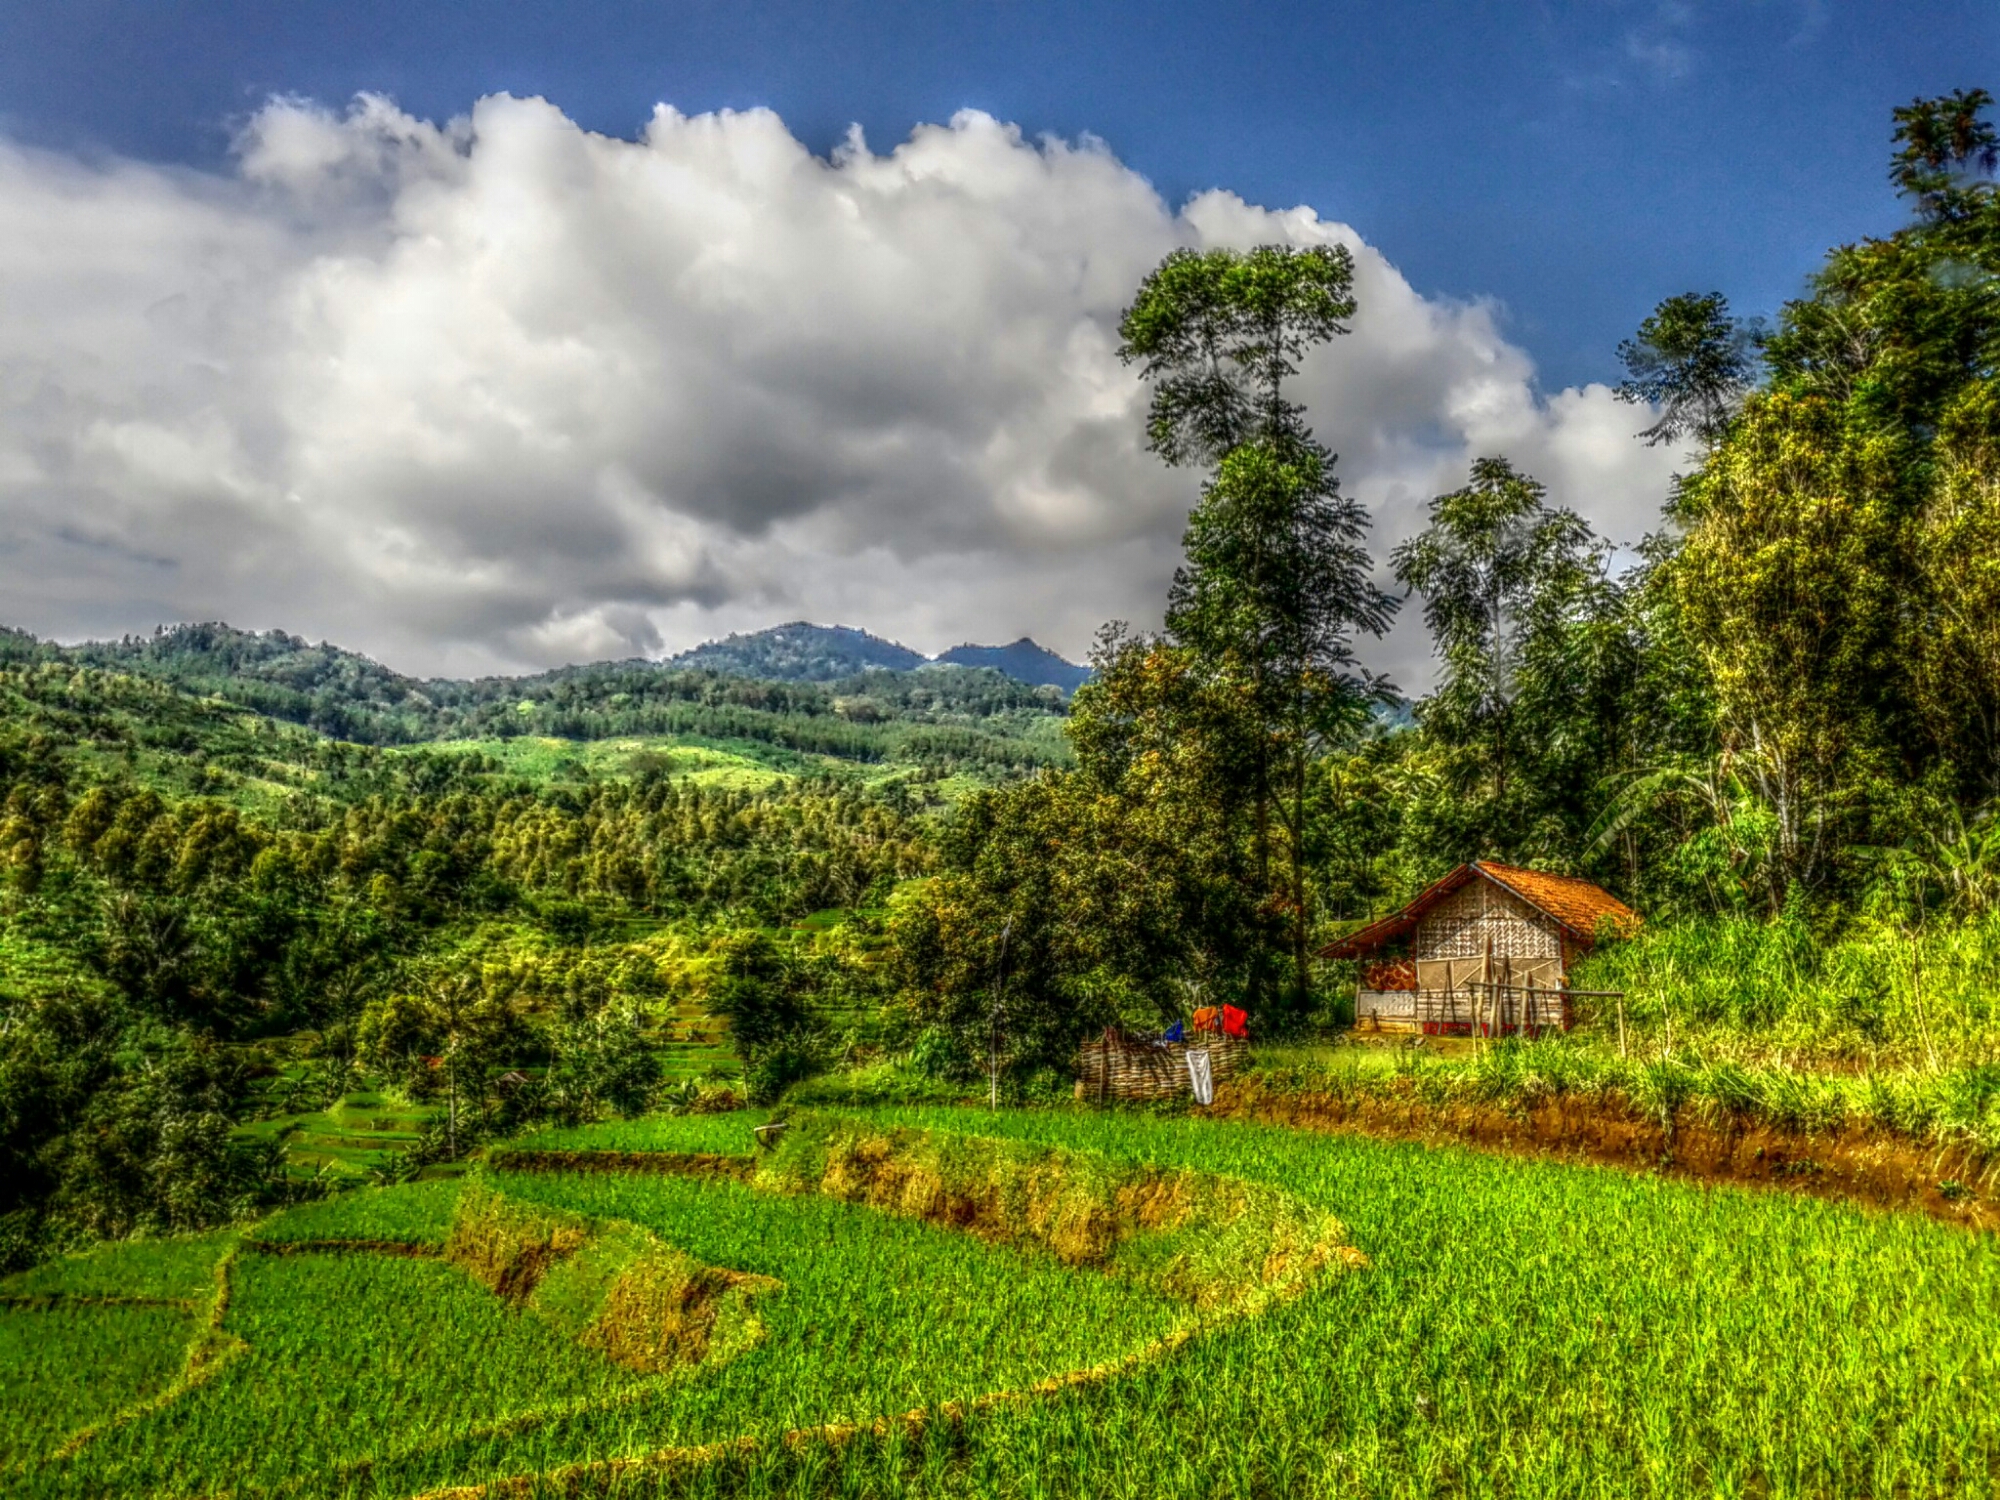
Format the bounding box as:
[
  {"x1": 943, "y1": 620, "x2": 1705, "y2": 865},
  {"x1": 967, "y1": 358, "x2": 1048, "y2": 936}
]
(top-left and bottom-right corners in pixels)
[
  {"x1": 754, "y1": 1114, "x2": 1350, "y2": 1309},
  {"x1": 445, "y1": 1178, "x2": 777, "y2": 1375}
]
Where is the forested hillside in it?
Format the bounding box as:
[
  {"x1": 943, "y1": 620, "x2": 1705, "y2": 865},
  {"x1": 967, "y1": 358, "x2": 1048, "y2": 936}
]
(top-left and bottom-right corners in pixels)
[
  {"x1": 0, "y1": 636, "x2": 1025, "y2": 1262},
  {"x1": 2, "y1": 623, "x2": 1070, "y2": 770}
]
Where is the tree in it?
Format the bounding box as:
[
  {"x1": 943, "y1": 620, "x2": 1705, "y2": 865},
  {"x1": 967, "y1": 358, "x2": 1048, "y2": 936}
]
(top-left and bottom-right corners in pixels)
[
  {"x1": 1615, "y1": 293, "x2": 1759, "y2": 447},
  {"x1": 891, "y1": 761, "x2": 1205, "y2": 1077},
  {"x1": 1117, "y1": 243, "x2": 1394, "y2": 1017},
  {"x1": 706, "y1": 932, "x2": 825, "y2": 1104},
  {"x1": 356, "y1": 973, "x2": 524, "y2": 1158},
  {"x1": 1166, "y1": 439, "x2": 1395, "y2": 1012},
  {"x1": 1646, "y1": 89, "x2": 2000, "y2": 906},
  {"x1": 544, "y1": 1002, "x2": 659, "y2": 1122},
  {"x1": 1891, "y1": 87, "x2": 1998, "y2": 220},
  {"x1": 1118, "y1": 243, "x2": 1356, "y2": 463},
  {"x1": 1391, "y1": 458, "x2": 1626, "y2": 870},
  {"x1": 1664, "y1": 394, "x2": 1903, "y2": 908}
]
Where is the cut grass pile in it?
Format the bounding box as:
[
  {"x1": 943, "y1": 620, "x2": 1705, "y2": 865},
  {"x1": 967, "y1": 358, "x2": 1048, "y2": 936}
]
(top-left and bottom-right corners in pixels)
[
  {"x1": 7, "y1": 1105, "x2": 2000, "y2": 1496},
  {"x1": 751, "y1": 1112, "x2": 1349, "y2": 1307},
  {"x1": 441, "y1": 1178, "x2": 777, "y2": 1374}
]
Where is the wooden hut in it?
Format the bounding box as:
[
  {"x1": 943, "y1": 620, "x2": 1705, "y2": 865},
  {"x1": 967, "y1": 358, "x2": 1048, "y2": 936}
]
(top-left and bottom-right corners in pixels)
[{"x1": 1318, "y1": 861, "x2": 1637, "y2": 1036}]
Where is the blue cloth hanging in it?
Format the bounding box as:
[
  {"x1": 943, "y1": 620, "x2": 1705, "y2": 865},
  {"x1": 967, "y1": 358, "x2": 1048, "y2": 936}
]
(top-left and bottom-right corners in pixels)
[{"x1": 1163, "y1": 1021, "x2": 1185, "y2": 1043}]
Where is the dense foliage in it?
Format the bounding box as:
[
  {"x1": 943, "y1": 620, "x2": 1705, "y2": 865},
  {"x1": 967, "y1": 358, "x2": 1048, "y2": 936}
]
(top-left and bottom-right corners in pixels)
[
  {"x1": 0, "y1": 651, "x2": 936, "y2": 1261},
  {"x1": 900, "y1": 91, "x2": 2000, "y2": 1079}
]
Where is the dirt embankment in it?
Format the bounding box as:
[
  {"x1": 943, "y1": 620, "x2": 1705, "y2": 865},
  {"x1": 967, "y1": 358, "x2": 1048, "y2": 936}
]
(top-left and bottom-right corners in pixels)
[
  {"x1": 484, "y1": 1148, "x2": 755, "y2": 1180},
  {"x1": 1212, "y1": 1081, "x2": 2000, "y2": 1232}
]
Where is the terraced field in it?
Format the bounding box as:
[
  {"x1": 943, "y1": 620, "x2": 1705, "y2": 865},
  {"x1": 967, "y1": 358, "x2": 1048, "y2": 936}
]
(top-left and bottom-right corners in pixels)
[
  {"x1": 239, "y1": 1090, "x2": 443, "y2": 1183},
  {"x1": 4, "y1": 1107, "x2": 1997, "y2": 1497}
]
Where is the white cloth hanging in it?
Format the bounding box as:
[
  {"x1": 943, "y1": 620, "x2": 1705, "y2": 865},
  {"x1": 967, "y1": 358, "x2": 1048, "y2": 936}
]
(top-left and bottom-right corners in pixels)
[{"x1": 1186, "y1": 1046, "x2": 1214, "y2": 1106}]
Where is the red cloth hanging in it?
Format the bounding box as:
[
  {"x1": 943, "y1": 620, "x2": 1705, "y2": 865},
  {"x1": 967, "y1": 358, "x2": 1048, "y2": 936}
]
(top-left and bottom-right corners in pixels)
[{"x1": 1191, "y1": 1005, "x2": 1248, "y2": 1038}]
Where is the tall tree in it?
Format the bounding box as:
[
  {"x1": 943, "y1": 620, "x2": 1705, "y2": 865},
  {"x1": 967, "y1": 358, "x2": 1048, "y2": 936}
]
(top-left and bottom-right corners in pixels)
[
  {"x1": 1118, "y1": 244, "x2": 1394, "y2": 1017},
  {"x1": 1646, "y1": 87, "x2": 2000, "y2": 905},
  {"x1": 1891, "y1": 87, "x2": 1998, "y2": 220},
  {"x1": 1614, "y1": 293, "x2": 1759, "y2": 447},
  {"x1": 1119, "y1": 243, "x2": 1356, "y2": 462},
  {"x1": 1166, "y1": 439, "x2": 1393, "y2": 1011},
  {"x1": 1391, "y1": 458, "x2": 1625, "y2": 869}
]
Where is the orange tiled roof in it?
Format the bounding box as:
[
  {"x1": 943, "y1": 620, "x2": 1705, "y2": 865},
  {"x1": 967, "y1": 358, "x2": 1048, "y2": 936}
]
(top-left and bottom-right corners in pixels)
[
  {"x1": 1316, "y1": 860, "x2": 1638, "y2": 959},
  {"x1": 1476, "y1": 861, "x2": 1639, "y2": 942}
]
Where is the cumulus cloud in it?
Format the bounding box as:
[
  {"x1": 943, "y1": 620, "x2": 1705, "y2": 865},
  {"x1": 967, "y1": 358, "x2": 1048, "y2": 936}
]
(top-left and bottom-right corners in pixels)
[{"x1": 0, "y1": 93, "x2": 1677, "y2": 682}]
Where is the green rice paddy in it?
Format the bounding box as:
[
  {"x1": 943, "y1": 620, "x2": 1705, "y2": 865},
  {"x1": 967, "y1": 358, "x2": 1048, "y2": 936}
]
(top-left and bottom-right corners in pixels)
[
  {"x1": 4, "y1": 1108, "x2": 1998, "y2": 1497},
  {"x1": 239, "y1": 1091, "x2": 441, "y2": 1182}
]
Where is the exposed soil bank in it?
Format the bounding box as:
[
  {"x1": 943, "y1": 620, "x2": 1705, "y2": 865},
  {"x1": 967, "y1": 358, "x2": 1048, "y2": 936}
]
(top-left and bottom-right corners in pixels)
[
  {"x1": 1211, "y1": 1080, "x2": 2000, "y2": 1231},
  {"x1": 242, "y1": 1237, "x2": 441, "y2": 1258},
  {"x1": 485, "y1": 1148, "x2": 755, "y2": 1180}
]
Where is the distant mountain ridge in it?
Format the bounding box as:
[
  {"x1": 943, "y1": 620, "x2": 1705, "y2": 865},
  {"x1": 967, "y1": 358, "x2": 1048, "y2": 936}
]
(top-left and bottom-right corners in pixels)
[
  {"x1": 0, "y1": 618, "x2": 1092, "y2": 747},
  {"x1": 672, "y1": 621, "x2": 1089, "y2": 692},
  {"x1": 933, "y1": 638, "x2": 1092, "y2": 694},
  {"x1": 670, "y1": 622, "x2": 926, "y2": 680}
]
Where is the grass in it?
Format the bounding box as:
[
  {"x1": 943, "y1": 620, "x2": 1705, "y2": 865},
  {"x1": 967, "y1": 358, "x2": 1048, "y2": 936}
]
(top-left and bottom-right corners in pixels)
[
  {"x1": 0, "y1": 1305, "x2": 197, "y2": 1468},
  {"x1": 237, "y1": 1090, "x2": 439, "y2": 1182},
  {"x1": 1, "y1": 1230, "x2": 235, "y2": 1302},
  {"x1": 0, "y1": 1231, "x2": 235, "y2": 1470},
  {"x1": 244, "y1": 1180, "x2": 462, "y2": 1248},
  {"x1": 1570, "y1": 910, "x2": 2000, "y2": 1067},
  {"x1": 8, "y1": 1106, "x2": 2000, "y2": 1496},
  {"x1": 1243, "y1": 1029, "x2": 2000, "y2": 1164},
  {"x1": 23, "y1": 1249, "x2": 656, "y2": 1496}
]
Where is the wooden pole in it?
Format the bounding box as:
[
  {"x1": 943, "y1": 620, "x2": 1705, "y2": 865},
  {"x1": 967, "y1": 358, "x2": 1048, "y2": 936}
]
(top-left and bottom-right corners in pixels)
[
  {"x1": 1617, "y1": 995, "x2": 1627, "y2": 1058},
  {"x1": 988, "y1": 918, "x2": 1012, "y2": 1112},
  {"x1": 1482, "y1": 936, "x2": 1494, "y2": 1050}
]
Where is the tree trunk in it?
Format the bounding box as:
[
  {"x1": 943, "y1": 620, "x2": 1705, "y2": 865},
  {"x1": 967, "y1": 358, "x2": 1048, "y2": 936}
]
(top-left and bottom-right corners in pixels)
[{"x1": 1290, "y1": 728, "x2": 1311, "y2": 1016}]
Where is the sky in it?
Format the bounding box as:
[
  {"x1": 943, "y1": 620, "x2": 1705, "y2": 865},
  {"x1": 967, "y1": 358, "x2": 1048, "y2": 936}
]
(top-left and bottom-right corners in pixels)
[{"x1": 0, "y1": 1, "x2": 1994, "y2": 683}]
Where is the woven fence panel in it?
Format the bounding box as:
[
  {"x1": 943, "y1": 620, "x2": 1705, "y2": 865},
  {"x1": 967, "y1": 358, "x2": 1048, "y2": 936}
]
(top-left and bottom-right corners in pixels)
[{"x1": 1074, "y1": 1030, "x2": 1251, "y2": 1103}]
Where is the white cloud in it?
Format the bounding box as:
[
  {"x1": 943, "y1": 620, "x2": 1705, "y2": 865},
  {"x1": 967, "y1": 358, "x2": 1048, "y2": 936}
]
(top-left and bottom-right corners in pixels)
[{"x1": 0, "y1": 92, "x2": 1678, "y2": 685}]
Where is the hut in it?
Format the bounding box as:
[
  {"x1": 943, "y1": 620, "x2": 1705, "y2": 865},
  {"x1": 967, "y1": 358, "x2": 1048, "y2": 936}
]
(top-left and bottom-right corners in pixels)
[{"x1": 1318, "y1": 861, "x2": 1637, "y2": 1036}]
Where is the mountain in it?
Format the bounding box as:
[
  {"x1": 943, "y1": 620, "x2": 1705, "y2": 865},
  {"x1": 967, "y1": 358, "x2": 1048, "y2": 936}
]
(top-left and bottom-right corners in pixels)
[
  {"x1": 671, "y1": 622, "x2": 1091, "y2": 693},
  {"x1": 669, "y1": 622, "x2": 926, "y2": 680},
  {"x1": 932, "y1": 638, "x2": 1091, "y2": 693}
]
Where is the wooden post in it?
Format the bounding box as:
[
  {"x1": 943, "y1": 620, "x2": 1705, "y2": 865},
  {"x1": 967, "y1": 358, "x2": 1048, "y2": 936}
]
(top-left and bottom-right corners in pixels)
[
  {"x1": 1617, "y1": 995, "x2": 1627, "y2": 1058},
  {"x1": 1482, "y1": 936, "x2": 1494, "y2": 1049}
]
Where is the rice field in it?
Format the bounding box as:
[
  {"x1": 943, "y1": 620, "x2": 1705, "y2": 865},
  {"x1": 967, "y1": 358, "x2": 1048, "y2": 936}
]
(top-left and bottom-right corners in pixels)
[
  {"x1": 238, "y1": 1090, "x2": 443, "y2": 1182},
  {"x1": 4, "y1": 1105, "x2": 1999, "y2": 1497}
]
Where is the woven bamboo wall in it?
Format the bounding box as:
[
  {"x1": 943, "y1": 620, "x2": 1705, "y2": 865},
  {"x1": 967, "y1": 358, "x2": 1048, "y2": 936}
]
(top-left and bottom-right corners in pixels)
[
  {"x1": 1074, "y1": 1029, "x2": 1250, "y2": 1103},
  {"x1": 1417, "y1": 880, "x2": 1562, "y2": 961}
]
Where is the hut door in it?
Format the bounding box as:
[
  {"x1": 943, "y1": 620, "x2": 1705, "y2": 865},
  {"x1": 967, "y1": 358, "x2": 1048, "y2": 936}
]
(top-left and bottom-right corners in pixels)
[{"x1": 1415, "y1": 959, "x2": 1482, "y2": 1014}]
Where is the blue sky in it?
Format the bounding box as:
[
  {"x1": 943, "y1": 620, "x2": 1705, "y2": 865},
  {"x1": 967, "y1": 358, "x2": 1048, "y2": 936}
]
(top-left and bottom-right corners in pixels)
[
  {"x1": 5, "y1": 0, "x2": 1991, "y2": 389},
  {"x1": 0, "y1": 3, "x2": 1993, "y2": 674}
]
